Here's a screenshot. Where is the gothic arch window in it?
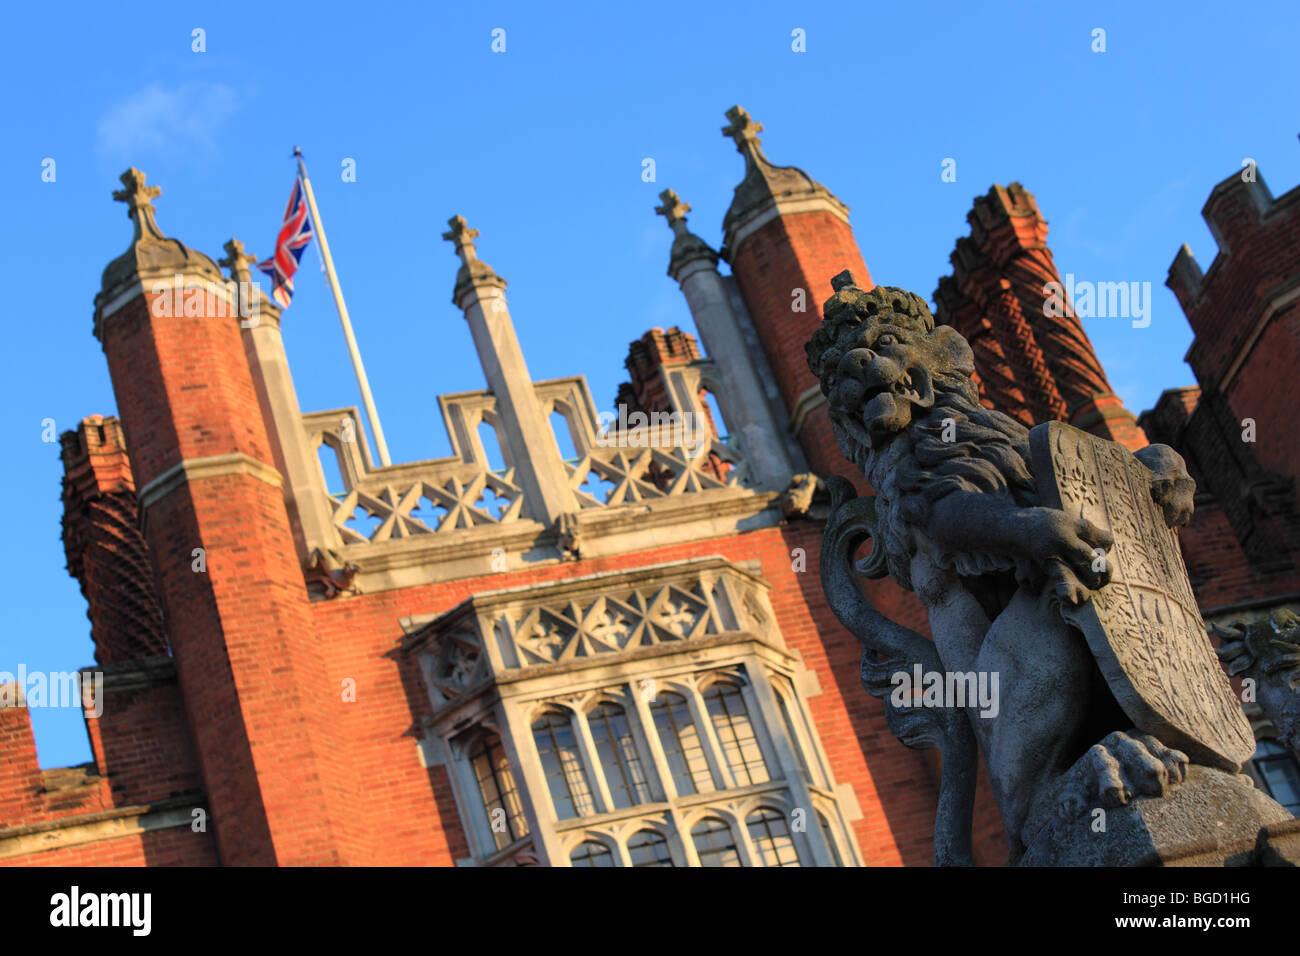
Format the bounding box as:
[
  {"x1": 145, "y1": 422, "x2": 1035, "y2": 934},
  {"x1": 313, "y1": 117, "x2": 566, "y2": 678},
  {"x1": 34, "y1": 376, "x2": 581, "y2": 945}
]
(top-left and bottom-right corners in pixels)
[
  {"x1": 464, "y1": 730, "x2": 528, "y2": 851},
  {"x1": 627, "y1": 828, "x2": 674, "y2": 867},
  {"x1": 1252, "y1": 738, "x2": 1300, "y2": 814},
  {"x1": 700, "y1": 388, "x2": 728, "y2": 441},
  {"x1": 569, "y1": 839, "x2": 616, "y2": 867},
  {"x1": 691, "y1": 816, "x2": 741, "y2": 867},
  {"x1": 648, "y1": 691, "x2": 713, "y2": 795},
  {"x1": 773, "y1": 686, "x2": 811, "y2": 782},
  {"x1": 702, "y1": 679, "x2": 772, "y2": 787},
  {"x1": 532, "y1": 709, "x2": 595, "y2": 819},
  {"x1": 586, "y1": 701, "x2": 650, "y2": 809},
  {"x1": 817, "y1": 811, "x2": 844, "y2": 867},
  {"x1": 746, "y1": 807, "x2": 801, "y2": 867}
]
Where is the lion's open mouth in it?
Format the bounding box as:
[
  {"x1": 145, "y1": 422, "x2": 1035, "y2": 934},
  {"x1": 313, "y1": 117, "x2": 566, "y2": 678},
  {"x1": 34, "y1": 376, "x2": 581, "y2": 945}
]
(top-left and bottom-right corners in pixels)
[
  {"x1": 862, "y1": 366, "x2": 934, "y2": 412},
  {"x1": 890, "y1": 370, "x2": 929, "y2": 405},
  {"x1": 852, "y1": 365, "x2": 936, "y2": 445}
]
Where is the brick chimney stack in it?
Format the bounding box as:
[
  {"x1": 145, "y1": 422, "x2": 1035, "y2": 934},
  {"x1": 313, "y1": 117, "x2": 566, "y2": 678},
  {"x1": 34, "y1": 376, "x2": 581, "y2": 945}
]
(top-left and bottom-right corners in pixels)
[
  {"x1": 60, "y1": 415, "x2": 168, "y2": 664},
  {"x1": 619, "y1": 326, "x2": 703, "y2": 417},
  {"x1": 934, "y1": 183, "x2": 1147, "y2": 450}
]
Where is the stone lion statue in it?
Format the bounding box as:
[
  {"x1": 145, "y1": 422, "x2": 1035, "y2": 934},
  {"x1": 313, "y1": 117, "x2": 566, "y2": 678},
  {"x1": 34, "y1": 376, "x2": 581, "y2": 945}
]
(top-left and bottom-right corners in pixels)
[
  {"x1": 807, "y1": 273, "x2": 1282, "y2": 865},
  {"x1": 1215, "y1": 608, "x2": 1300, "y2": 761}
]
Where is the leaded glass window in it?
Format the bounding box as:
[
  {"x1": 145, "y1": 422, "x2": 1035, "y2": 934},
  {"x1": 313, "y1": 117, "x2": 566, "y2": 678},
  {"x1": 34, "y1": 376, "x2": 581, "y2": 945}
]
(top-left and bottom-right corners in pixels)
[
  {"x1": 570, "y1": 840, "x2": 615, "y2": 866},
  {"x1": 818, "y1": 811, "x2": 844, "y2": 867},
  {"x1": 1253, "y1": 738, "x2": 1300, "y2": 814},
  {"x1": 532, "y1": 709, "x2": 595, "y2": 819},
  {"x1": 747, "y1": 807, "x2": 800, "y2": 866},
  {"x1": 691, "y1": 816, "x2": 741, "y2": 867},
  {"x1": 627, "y1": 829, "x2": 674, "y2": 867},
  {"x1": 466, "y1": 731, "x2": 528, "y2": 850},
  {"x1": 587, "y1": 701, "x2": 651, "y2": 808},
  {"x1": 649, "y1": 692, "x2": 714, "y2": 795},
  {"x1": 775, "y1": 688, "x2": 811, "y2": 782},
  {"x1": 703, "y1": 680, "x2": 771, "y2": 787}
]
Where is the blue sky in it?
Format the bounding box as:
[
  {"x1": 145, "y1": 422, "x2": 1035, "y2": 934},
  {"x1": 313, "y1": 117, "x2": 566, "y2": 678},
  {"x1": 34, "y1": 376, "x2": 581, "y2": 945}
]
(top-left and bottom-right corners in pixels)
[{"x1": 2, "y1": 0, "x2": 1297, "y2": 767}]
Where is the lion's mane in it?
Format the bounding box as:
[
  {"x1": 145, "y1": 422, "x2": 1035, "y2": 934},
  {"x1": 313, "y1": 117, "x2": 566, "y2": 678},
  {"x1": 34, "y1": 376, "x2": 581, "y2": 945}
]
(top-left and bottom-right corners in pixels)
[{"x1": 806, "y1": 278, "x2": 1038, "y2": 590}]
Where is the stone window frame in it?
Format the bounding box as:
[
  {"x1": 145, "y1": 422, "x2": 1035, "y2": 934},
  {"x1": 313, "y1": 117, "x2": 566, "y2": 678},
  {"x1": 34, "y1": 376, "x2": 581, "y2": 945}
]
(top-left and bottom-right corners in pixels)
[
  {"x1": 530, "y1": 706, "x2": 599, "y2": 819},
  {"x1": 432, "y1": 651, "x2": 860, "y2": 866},
  {"x1": 517, "y1": 661, "x2": 853, "y2": 867},
  {"x1": 412, "y1": 558, "x2": 863, "y2": 866},
  {"x1": 443, "y1": 709, "x2": 538, "y2": 864},
  {"x1": 1247, "y1": 736, "x2": 1300, "y2": 814}
]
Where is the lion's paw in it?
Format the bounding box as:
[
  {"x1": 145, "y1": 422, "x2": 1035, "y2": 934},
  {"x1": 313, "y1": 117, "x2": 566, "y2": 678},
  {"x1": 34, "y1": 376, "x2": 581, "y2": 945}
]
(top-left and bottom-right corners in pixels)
[
  {"x1": 1057, "y1": 730, "x2": 1189, "y2": 819},
  {"x1": 1023, "y1": 509, "x2": 1113, "y2": 604}
]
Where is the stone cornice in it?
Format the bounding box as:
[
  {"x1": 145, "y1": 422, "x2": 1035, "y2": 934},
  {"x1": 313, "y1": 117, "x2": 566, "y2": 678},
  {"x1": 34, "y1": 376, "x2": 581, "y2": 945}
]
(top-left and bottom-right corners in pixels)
[
  {"x1": 137, "y1": 453, "x2": 284, "y2": 517},
  {"x1": 453, "y1": 270, "x2": 508, "y2": 311},
  {"x1": 0, "y1": 793, "x2": 203, "y2": 859},
  {"x1": 723, "y1": 192, "x2": 851, "y2": 260},
  {"x1": 789, "y1": 384, "x2": 827, "y2": 438},
  {"x1": 87, "y1": 656, "x2": 177, "y2": 693},
  {"x1": 93, "y1": 270, "x2": 245, "y2": 343},
  {"x1": 344, "y1": 487, "x2": 784, "y2": 595}
]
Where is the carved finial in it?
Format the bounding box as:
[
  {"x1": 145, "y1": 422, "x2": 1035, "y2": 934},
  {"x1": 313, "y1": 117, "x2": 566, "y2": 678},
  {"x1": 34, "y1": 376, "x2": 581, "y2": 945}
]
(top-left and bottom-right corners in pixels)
[
  {"x1": 655, "y1": 189, "x2": 692, "y2": 235},
  {"x1": 219, "y1": 238, "x2": 257, "y2": 281},
  {"x1": 442, "y1": 215, "x2": 480, "y2": 265},
  {"x1": 112, "y1": 167, "x2": 165, "y2": 242},
  {"x1": 831, "y1": 270, "x2": 858, "y2": 292},
  {"x1": 722, "y1": 105, "x2": 763, "y2": 151}
]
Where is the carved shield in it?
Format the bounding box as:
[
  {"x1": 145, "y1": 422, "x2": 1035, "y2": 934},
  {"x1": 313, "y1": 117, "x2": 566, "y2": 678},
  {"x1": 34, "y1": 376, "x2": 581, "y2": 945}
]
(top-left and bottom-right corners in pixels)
[{"x1": 1030, "y1": 422, "x2": 1255, "y2": 771}]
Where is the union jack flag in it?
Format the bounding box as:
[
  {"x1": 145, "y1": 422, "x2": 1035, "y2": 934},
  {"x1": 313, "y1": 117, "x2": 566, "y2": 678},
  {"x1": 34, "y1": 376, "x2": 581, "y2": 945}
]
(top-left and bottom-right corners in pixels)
[{"x1": 258, "y1": 177, "x2": 314, "y2": 308}]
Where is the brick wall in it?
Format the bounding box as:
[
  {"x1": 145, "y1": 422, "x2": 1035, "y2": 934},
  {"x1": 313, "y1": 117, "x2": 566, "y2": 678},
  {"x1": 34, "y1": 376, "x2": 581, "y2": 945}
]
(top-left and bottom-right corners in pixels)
[{"x1": 97, "y1": 287, "x2": 360, "y2": 866}]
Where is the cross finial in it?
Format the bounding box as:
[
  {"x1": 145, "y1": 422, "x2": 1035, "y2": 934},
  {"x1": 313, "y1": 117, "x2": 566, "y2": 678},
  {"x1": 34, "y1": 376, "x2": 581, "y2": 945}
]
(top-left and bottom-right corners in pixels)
[
  {"x1": 441, "y1": 215, "x2": 480, "y2": 264},
  {"x1": 722, "y1": 105, "x2": 763, "y2": 152},
  {"x1": 219, "y1": 238, "x2": 258, "y2": 281},
  {"x1": 654, "y1": 189, "x2": 692, "y2": 236},
  {"x1": 112, "y1": 167, "x2": 165, "y2": 242}
]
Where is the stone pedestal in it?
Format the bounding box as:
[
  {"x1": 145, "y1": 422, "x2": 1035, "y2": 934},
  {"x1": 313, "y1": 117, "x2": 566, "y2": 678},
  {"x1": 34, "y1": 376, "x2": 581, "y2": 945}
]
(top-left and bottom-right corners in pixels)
[{"x1": 1022, "y1": 766, "x2": 1299, "y2": 866}]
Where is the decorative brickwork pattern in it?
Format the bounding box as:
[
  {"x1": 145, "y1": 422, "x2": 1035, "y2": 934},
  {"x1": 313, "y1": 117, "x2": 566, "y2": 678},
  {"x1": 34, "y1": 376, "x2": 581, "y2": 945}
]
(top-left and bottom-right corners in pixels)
[
  {"x1": 935, "y1": 183, "x2": 1146, "y2": 450},
  {"x1": 60, "y1": 416, "x2": 169, "y2": 663}
]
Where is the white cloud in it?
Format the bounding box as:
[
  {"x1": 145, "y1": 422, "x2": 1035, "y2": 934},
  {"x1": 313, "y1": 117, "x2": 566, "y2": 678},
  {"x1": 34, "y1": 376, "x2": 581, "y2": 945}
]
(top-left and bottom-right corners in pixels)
[{"x1": 96, "y1": 83, "x2": 240, "y2": 160}]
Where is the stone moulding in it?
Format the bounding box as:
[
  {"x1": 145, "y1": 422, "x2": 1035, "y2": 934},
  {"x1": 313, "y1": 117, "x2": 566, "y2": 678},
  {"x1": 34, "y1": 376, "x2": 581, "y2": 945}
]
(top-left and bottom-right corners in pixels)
[
  {"x1": 0, "y1": 794, "x2": 203, "y2": 861},
  {"x1": 136, "y1": 453, "x2": 284, "y2": 533},
  {"x1": 303, "y1": 376, "x2": 754, "y2": 551},
  {"x1": 404, "y1": 557, "x2": 781, "y2": 711},
  {"x1": 296, "y1": 373, "x2": 768, "y2": 594}
]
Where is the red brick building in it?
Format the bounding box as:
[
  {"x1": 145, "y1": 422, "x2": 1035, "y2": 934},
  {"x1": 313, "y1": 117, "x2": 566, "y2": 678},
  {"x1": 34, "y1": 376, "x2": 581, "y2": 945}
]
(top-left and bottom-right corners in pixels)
[{"x1": 1, "y1": 109, "x2": 1296, "y2": 866}]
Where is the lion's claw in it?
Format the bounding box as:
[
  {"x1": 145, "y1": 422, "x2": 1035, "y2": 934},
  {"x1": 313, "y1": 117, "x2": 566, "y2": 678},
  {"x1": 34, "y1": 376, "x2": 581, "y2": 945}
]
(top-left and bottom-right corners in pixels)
[
  {"x1": 1054, "y1": 730, "x2": 1189, "y2": 820},
  {"x1": 1029, "y1": 509, "x2": 1112, "y2": 601}
]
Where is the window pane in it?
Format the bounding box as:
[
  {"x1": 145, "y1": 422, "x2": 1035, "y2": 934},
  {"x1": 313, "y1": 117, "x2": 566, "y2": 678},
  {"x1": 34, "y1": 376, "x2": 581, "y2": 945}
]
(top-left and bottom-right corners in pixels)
[
  {"x1": 468, "y1": 732, "x2": 528, "y2": 850},
  {"x1": 532, "y1": 711, "x2": 595, "y2": 819},
  {"x1": 691, "y1": 817, "x2": 741, "y2": 867},
  {"x1": 1255, "y1": 740, "x2": 1300, "y2": 814},
  {"x1": 570, "y1": 840, "x2": 616, "y2": 867},
  {"x1": 587, "y1": 702, "x2": 650, "y2": 808},
  {"x1": 627, "y1": 829, "x2": 675, "y2": 867},
  {"x1": 650, "y1": 693, "x2": 713, "y2": 795},
  {"x1": 704, "y1": 681, "x2": 772, "y2": 787},
  {"x1": 747, "y1": 808, "x2": 801, "y2": 867},
  {"x1": 776, "y1": 690, "x2": 811, "y2": 782},
  {"x1": 818, "y1": 812, "x2": 844, "y2": 867}
]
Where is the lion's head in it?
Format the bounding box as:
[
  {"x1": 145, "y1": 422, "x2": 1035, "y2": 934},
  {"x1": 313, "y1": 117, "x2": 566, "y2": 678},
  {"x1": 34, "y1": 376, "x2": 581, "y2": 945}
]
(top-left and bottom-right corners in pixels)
[
  {"x1": 806, "y1": 274, "x2": 980, "y2": 466},
  {"x1": 806, "y1": 274, "x2": 1038, "y2": 589}
]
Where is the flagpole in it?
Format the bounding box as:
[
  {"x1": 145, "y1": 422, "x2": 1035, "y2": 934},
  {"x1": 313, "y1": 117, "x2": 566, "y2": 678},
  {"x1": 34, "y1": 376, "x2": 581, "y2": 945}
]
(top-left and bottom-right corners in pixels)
[{"x1": 293, "y1": 146, "x2": 393, "y2": 467}]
